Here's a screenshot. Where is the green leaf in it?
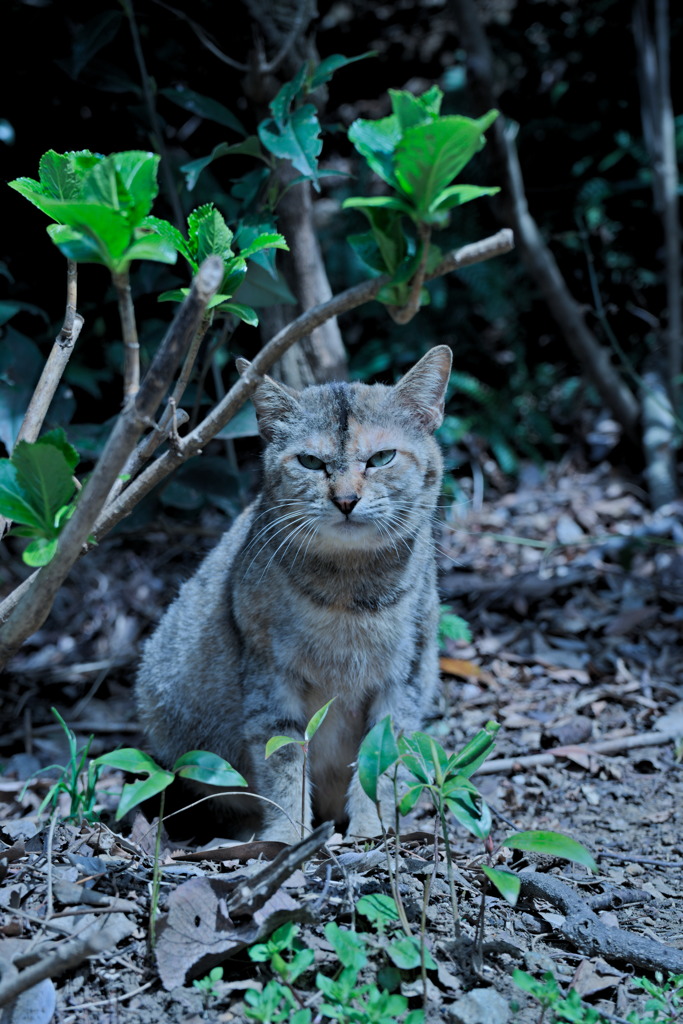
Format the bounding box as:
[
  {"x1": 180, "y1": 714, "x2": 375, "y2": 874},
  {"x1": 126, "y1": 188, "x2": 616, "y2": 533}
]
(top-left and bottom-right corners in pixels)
[
  {"x1": 141, "y1": 216, "x2": 192, "y2": 262},
  {"x1": 309, "y1": 51, "x2": 375, "y2": 90},
  {"x1": 116, "y1": 771, "x2": 175, "y2": 820},
  {"x1": 218, "y1": 302, "x2": 258, "y2": 325},
  {"x1": 445, "y1": 789, "x2": 492, "y2": 840},
  {"x1": 85, "y1": 151, "x2": 160, "y2": 223},
  {"x1": 481, "y1": 866, "x2": 521, "y2": 906},
  {"x1": 188, "y1": 204, "x2": 234, "y2": 264},
  {"x1": 46, "y1": 223, "x2": 108, "y2": 265},
  {"x1": 180, "y1": 137, "x2": 267, "y2": 191},
  {"x1": 23, "y1": 537, "x2": 59, "y2": 566},
  {"x1": 399, "y1": 732, "x2": 448, "y2": 785},
  {"x1": 12, "y1": 436, "x2": 78, "y2": 532},
  {"x1": 160, "y1": 86, "x2": 246, "y2": 134},
  {"x1": 389, "y1": 86, "x2": 442, "y2": 130},
  {"x1": 38, "y1": 150, "x2": 83, "y2": 200},
  {"x1": 42, "y1": 202, "x2": 131, "y2": 259},
  {"x1": 398, "y1": 783, "x2": 425, "y2": 816},
  {"x1": 258, "y1": 104, "x2": 323, "y2": 188},
  {"x1": 357, "y1": 716, "x2": 399, "y2": 802},
  {"x1": 269, "y1": 65, "x2": 307, "y2": 129},
  {"x1": 304, "y1": 697, "x2": 336, "y2": 742},
  {"x1": 39, "y1": 428, "x2": 79, "y2": 472},
  {"x1": 122, "y1": 232, "x2": 178, "y2": 267},
  {"x1": 94, "y1": 748, "x2": 164, "y2": 774},
  {"x1": 429, "y1": 183, "x2": 500, "y2": 215},
  {"x1": 346, "y1": 205, "x2": 410, "y2": 275},
  {"x1": 238, "y1": 233, "x2": 289, "y2": 259},
  {"x1": 173, "y1": 750, "x2": 248, "y2": 788},
  {"x1": 447, "y1": 722, "x2": 499, "y2": 778},
  {"x1": 0, "y1": 462, "x2": 45, "y2": 528},
  {"x1": 356, "y1": 893, "x2": 400, "y2": 931},
  {"x1": 347, "y1": 115, "x2": 402, "y2": 186},
  {"x1": 504, "y1": 831, "x2": 598, "y2": 872},
  {"x1": 394, "y1": 111, "x2": 499, "y2": 214},
  {"x1": 386, "y1": 936, "x2": 436, "y2": 971},
  {"x1": 93, "y1": 748, "x2": 174, "y2": 820},
  {"x1": 324, "y1": 922, "x2": 367, "y2": 972},
  {"x1": 265, "y1": 735, "x2": 302, "y2": 758}
]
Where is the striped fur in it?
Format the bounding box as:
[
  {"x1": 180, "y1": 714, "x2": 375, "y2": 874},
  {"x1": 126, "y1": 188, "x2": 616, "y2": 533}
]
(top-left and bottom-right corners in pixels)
[{"x1": 136, "y1": 346, "x2": 452, "y2": 841}]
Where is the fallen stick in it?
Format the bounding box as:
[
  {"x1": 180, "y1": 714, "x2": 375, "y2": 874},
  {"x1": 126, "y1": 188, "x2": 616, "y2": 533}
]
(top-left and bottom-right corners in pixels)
[
  {"x1": 519, "y1": 870, "x2": 683, "y2": 974},
  {"x1": 477, "y1": 728, "x2": 682, "y2": 775}
]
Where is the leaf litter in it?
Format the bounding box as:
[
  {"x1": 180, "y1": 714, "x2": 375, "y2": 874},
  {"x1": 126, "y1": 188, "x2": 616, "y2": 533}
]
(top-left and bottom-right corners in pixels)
[{"x1": 1, "y1": 457, "x2": 682, "y2": 1022}]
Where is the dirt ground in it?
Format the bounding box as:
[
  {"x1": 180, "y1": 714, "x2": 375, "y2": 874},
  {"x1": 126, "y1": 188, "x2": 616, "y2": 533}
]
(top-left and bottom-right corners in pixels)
[{"x1": 1, "y1": 455, "x2": 682, "y2": 1023}]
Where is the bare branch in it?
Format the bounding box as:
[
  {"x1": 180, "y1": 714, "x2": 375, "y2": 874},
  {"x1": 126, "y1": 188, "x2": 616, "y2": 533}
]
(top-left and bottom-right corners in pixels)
[
  {"x1": 0, "y1": 257, "x2": 224, "y2": 669},
  {"x1": 15, "y1": 260, "x2": 81, "y2": 447}
]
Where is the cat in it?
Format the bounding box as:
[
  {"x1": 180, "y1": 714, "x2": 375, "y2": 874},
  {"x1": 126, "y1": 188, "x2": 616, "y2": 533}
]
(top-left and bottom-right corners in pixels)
[{"x1": 135, "y1": 345, "x2": 452, "y2": 843}]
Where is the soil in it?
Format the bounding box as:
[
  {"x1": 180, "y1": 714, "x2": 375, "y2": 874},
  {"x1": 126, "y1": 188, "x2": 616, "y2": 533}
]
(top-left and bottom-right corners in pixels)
[{"x1": 1, "y1": 455, "x2": 682, "y2": 1024}]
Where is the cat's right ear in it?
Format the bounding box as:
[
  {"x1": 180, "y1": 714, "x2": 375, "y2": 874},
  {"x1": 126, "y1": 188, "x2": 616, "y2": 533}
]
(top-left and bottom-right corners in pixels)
[{"x1": 236, "y1": 358, "x2": 302, "y2": 441}]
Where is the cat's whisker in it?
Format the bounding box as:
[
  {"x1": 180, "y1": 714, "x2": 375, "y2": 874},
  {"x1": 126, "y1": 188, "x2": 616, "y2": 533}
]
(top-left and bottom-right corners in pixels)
[
  {"x1": 242, "y1": 513, "x2": 311, "y2": 578},
  {"x1": 242, "y1": 508, "x2": 310, "y2": 555},
  {"x1": 258, "y1": 518, "x2": 315, "y2": 582}
]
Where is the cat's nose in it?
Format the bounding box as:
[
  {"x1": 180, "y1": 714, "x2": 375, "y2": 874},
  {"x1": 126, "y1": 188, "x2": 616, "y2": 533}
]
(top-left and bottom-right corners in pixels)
[{"x1": 332, "y1": 494, "x2": 359, "y2": 516}]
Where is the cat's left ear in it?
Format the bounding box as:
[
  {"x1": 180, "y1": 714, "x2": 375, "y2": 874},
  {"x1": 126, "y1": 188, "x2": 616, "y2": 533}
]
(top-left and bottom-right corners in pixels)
[
  {"x1": 394, "y1": 346, "x2": 452, "y2": 432},
  {"x1": 236, "y1": 358, "x2": 302, "y2": 441}
]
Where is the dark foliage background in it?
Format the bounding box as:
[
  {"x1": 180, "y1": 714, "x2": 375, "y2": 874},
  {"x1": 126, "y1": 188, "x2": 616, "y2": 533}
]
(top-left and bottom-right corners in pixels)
[{"x1": 2, "y1": 0, "x2": 681, "y2": 492}]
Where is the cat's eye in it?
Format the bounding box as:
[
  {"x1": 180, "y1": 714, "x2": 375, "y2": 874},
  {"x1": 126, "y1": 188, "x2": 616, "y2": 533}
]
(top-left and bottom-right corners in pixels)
[
  {"x1": 366, "y1": 449, "x2": 396, "y2": 468},
  {"x1": 297, "y1": 453, "x2": 326, "y2": 470}
]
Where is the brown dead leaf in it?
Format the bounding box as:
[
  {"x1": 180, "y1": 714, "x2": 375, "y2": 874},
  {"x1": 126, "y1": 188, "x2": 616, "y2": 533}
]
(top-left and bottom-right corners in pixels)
[
  {"x1": 155, "y1": 874, "x2": 302, "y2": 990},
  {"x1": 439, "y1": 657, "x2": 491, "y2": 682},
  {"x1": 570, "y1": 957, "x2": 624, "y2": 997},
  {"x1": 172, "y1": 839, "x2": 287, "y2": 863}
]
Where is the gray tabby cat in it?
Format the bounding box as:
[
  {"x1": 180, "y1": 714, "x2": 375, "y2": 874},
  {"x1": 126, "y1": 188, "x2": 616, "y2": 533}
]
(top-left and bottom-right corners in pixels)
[{"x1": 136, "y1": 345, "x2": 452, "y2": 842}]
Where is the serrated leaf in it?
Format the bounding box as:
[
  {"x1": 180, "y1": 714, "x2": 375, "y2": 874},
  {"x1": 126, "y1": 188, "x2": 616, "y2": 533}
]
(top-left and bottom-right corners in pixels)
[
  {"x1": 481, "y1": 866, "x2": 521, "y2": 906},
  {"x1": 174, "y1": 750, "x2": 248, "y2": 788},
  {"x1": 258, "y1": 104, "x2": 322, "y2": 187},
  {"x1": 504, "y1": 830, "x2": 598, "y2": 872},
  {"x1": 389, "y1": 86, "x2": 442, "y2": 131},
  {"x1": 265, "y1": 735, "x2": 302, "y2": 758},
  {"x1": 188, "y1": 204, "x2": 234, "y2": 263},
  {"x1": 104, "y1": 151, "x2": 161, "y2": 222},
  {"x1": 269, "y1": 65, "x2": 307, "y2": 128},
  {"x1": 38, "y1": 428, "x2": 79, "y2": 472},
  {"x1": 142, "y1": 215, "x2": 192, "y2": 262},
  {"x1": 357, "y1": 716, "x2": 399, "y2": 802},
  {"x1": 38, "y1": 150, "x2": 83, "y2": 200},
  {"x1": 399, "y1": 731, "x2": 448, "y2": 785},
  {"x1": 394, "y1": 111, "x2": 499, "y2": 213},
  {"x1": 305, "y1": 697, "x2": 336, "y2": 742}
]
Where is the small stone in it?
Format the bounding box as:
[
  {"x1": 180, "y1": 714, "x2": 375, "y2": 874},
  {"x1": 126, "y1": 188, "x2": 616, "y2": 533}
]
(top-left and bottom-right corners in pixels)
[{"x1": 448, "y1": 986, "x2": 510, "y2": 1024}]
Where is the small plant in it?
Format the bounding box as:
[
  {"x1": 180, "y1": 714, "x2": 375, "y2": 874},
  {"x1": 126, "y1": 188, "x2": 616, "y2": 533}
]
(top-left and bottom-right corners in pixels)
[
  {"x1": 193, "y1": 965, "x2": 224, "y2": 1002},
  {"x1": 513, "y1": 969, "x2": 683, "y2": 1024},
  {"x1": 265, "y1": 697, "x2": 336, "y2": 839},
  {"x1": 244, "y1": 914, "x2": 425, "y2": 1024},
  {"x1": 94, "y1": 746, "x2": 247, "y2": 946},
  {"x1": 437, "y1": 604, "x2": 472, "y2": 649},
  {"x1": 21, "y1": 707, "x2": 100, "y2": 822}
]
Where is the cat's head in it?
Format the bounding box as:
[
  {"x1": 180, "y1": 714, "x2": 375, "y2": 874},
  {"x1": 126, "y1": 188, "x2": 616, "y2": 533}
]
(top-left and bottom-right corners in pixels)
[{"x1": 237, "y1": 347, "x2": 452, "y2": 552}]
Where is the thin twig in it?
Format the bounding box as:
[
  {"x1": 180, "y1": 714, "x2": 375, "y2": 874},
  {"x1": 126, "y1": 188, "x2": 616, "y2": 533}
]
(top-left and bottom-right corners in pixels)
[{"x1": 113, "y1": 270, "x2": 140, "y2": 401}]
